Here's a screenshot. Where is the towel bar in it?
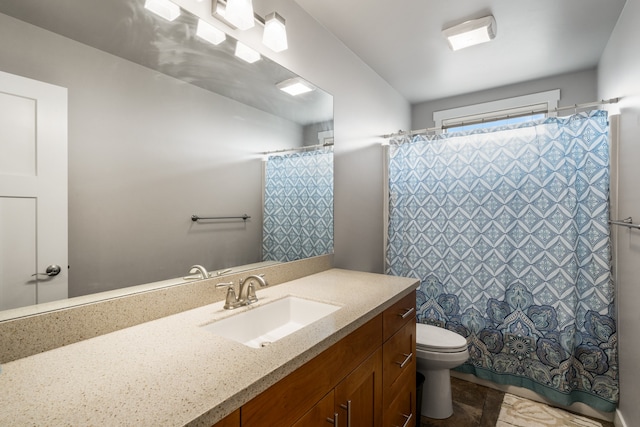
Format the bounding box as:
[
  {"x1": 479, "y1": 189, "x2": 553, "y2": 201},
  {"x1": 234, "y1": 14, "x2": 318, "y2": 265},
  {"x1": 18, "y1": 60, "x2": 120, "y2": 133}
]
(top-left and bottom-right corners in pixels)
[
  {"x1": 191, "y1": 214, "x2": 250, "y2": 222},
  {"x1": 609, "y1": 217, "x2": 640, "y2": 230}
]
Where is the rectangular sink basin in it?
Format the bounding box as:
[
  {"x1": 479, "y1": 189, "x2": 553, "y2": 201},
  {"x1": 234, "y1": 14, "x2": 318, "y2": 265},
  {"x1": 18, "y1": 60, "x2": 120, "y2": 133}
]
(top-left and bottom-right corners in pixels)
[{"x1": 201, "y1": 296, "x2": 341, "y2": 348}]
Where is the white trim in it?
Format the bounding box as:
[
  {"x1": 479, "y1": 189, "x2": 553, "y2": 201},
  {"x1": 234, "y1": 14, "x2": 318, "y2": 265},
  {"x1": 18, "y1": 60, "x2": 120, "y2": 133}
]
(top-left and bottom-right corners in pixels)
[
  {"x1": 433, "y1": 89, "x2": 560, "y2": 128},
  {"x1": 615, "y1": 409, "x2": 628, "y2": 427}
]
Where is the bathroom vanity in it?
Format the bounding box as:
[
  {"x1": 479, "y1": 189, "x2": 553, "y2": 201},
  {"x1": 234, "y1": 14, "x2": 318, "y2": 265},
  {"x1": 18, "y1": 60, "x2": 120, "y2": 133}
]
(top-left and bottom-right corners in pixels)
[
  {"x1": 238, "y1": 290, "x2": 417, "y2": 427},
  {"x1": 0, "y1": 268, "x2": 418, "y2": 426}
]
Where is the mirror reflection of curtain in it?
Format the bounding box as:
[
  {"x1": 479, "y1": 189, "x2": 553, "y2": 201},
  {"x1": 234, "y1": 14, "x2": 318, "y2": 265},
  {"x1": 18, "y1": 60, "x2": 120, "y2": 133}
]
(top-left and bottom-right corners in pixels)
[
  {"x1": 386, "y1": 111, "x2": 618, "y2": 412},
  {"x1": 263, "y1": 149, "x2": 333, "y2": 262}
]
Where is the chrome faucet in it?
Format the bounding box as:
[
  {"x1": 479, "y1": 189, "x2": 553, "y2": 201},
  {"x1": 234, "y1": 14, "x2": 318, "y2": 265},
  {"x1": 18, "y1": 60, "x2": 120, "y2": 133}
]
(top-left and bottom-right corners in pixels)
[
  {"x1": 184, "y1": 265, "x2": 209, "y2": 280},
  {"x1": 216, "y1": 274, "x2": 269, "y2": 310}
]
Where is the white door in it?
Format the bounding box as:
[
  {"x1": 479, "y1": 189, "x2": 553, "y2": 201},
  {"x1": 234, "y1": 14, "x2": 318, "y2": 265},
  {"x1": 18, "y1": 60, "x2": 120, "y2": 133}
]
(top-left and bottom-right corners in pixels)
[{"x1": 0, "y1": 70, "x2": 68, "y2": 311}]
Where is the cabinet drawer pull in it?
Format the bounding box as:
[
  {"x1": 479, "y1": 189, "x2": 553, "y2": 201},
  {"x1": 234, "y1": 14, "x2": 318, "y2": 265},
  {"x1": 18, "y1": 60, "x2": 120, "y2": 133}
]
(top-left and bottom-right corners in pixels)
[
  {"x1": 395, "y1": 352, "x2": 413, "y2": 369},
  {"x1": 399, "y1": 307, "x2": 415, "y2": 319},
  {"x1": 395, "y1": 412, "x2": 412, "y2": 427},
  {"x1": 339, "y1": 400, "x2": 352, "y2": 427},
  {"x1": 326, "y1": 412, "x2": 339, "y2": 426}
]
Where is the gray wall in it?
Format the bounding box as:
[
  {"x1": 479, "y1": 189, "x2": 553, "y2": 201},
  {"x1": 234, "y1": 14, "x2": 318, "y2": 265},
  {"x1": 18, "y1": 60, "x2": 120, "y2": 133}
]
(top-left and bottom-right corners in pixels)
[
  {"x1": 598, "y1": 0, "x2": 640, "y2": 424},
  {"x1": 0, "y1": 13, "x2": 303, "y2": 296},
  {"x1": 412, "y1": 68, "x2": 598, "y2": 129},
  {"x1": 216, "y1": 0, "x2": 412, "y2": 273}
]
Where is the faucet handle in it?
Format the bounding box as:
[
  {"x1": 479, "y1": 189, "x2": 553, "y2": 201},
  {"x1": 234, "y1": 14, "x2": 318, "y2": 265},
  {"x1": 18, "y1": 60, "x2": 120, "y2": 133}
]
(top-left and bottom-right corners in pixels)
[
  {"x1": 215, "y1": 281, "x2": 234, "y2": 289},
  {"x1": 216, "y1": 282, "x2": 240, "y2": 310},
  {"x1": 246, "y1": 282, "x2": 258, "y2": 304}
]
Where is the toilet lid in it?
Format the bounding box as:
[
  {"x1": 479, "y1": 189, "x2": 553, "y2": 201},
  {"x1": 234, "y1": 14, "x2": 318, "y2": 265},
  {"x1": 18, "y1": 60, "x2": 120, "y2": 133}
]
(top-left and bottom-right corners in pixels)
[{"x1": 416, "y1": 324, "x2": 468, "y2": 352}]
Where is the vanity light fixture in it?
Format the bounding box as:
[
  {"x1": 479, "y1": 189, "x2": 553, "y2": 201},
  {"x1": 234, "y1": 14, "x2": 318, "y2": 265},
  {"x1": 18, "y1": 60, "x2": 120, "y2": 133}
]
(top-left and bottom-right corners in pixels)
[
  {"x1": 277, "y1": 78, "x2": 314, "y2": 96},
  {"x1": 196, "y1": 19, "x2": 226, "y2": 45},
  {"x1": 144, "y1": 0, "x2": 181, "y2": 21},
  {"x1": 211, "y1": 0, "x2": 289, "y2": 52},
  {"x1": 262, "y1": 12, "x2": 288, "y2": 52},
  {"x1": 443, "y1": 15, "x2": 496, "y2": 51},
  {"x1": 225, "y1": 0, "x2": 255, "y2": 30},
  {"x1": 235, "y1": 41, "x2": 261, "y2": 63}
]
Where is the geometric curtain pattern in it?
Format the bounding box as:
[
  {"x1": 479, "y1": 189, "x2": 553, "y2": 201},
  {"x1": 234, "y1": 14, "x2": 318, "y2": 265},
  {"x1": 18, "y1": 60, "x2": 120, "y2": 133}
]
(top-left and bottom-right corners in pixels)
[
  {"x1": 263, "y1": 148, "x2": 333, "y2": 262},
  {"x1": 386, "y1": 111, "x2": 618, "y2": 411}
]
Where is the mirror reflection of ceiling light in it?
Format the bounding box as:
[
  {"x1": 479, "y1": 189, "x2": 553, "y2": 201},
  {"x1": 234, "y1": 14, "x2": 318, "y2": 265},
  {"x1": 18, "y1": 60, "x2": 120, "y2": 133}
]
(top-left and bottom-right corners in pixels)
[
  {"x1": 235, "y1": 41, "x2": 261, "y2": 63},
  {"x1": 443, "y1": 15, "x2": 496, "y2": 51},
  {"x1": 212, "y1": 0, "x2": 289, "y2": 52},
  {"x1": 277, "y1": 78, "x2": 315, "y2": 96},
  {"x1": 196, "y1": 19, "x2": 226, "y2": 45},
  {"x1": 225, "y1": 0, "x2": 255, "y2": 30},
  {"x1": 262, "y1": 12, "x2": 288, "y2": 52},
  {"x1": 144, "y1": 0, "x2": 180, "y2": 21}
]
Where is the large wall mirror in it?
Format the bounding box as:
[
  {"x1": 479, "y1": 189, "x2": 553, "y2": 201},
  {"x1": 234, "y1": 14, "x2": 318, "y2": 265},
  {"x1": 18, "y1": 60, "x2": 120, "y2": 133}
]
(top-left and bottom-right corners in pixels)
[{"x1": 0, "y1": 0, "x2": 333, "y2": 317}]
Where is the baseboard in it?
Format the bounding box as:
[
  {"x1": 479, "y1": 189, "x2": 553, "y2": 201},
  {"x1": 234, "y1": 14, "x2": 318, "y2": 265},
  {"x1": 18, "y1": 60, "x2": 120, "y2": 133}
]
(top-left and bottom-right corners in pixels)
[
  {"x1": 450, "y1": 371, "x2": 615, "y2": 423},
  {"x1": 614, "y1": 409, "x2": 627, "y2": 427}
]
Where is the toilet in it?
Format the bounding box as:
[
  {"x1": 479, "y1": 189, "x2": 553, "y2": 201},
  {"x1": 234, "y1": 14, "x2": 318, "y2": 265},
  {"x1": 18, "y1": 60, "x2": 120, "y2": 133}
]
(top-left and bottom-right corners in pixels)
[{"x1": 416, "y1": 323, "x2": 470, "y2": 419}]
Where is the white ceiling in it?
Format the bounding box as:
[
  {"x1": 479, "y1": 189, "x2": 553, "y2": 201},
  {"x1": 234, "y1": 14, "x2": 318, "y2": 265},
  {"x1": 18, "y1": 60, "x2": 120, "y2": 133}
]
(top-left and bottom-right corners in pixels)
[{"x1": 294, "y1": 0, "x2": 626, "y2": 104}]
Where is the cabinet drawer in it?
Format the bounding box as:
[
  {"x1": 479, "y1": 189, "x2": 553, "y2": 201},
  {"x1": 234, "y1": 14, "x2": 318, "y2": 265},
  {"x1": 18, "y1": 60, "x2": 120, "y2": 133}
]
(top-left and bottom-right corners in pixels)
[
  {"x1": 383, "y1": 291, "x2": 416, "y2": 341},
  {"x1": 383, "y1": 318, "x2": 416, "y2": 400},
  {"x1": 383, "y1": 374, "x2": 416, "y2": 427}
]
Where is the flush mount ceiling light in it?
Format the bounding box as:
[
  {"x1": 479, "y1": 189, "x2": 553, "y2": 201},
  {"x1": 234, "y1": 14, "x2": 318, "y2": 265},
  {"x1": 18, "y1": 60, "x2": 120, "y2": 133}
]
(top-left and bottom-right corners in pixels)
[
  {"x1": 144, "y1": 0, "x2": 180, "y2": 21},
  {"x1": 235, "y1": 41, "x2": 261, "y2": 63},
  {"x1": 277, "y1": 78, "x2": 315, "y2": 96},
  {"x1": 196, "y1": 19, "x2": 226, "y2": 45},
  {"x1": 443, "y1": 15, "x2": 496, "y2": 51},
  {"x1": 225, "y1": 0, "x2": 255, "y2": 30},
  {"x1": 262, "y1": 12, "x2": 288, "y2": 52}
]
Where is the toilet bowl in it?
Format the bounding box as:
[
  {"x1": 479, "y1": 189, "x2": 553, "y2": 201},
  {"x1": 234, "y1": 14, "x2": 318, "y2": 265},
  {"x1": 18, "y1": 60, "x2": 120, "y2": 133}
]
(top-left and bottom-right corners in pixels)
[{"x1": 416, "y1": 323, "x2": 469, "y2": 419}]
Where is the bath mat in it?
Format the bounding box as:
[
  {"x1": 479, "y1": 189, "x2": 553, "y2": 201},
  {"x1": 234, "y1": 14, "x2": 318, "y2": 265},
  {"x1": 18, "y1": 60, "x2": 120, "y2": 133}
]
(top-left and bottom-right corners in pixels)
[{"x1": 496, "y1": 393, "x2": 604, "y2": 427}]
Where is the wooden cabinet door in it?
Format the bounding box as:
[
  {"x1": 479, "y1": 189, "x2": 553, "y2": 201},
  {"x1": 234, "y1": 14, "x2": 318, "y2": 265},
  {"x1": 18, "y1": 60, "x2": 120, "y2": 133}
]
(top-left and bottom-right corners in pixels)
[
  {"x1": 292, "y1": 390, "x2": 337, "y2": 427},
  {"x1": 242, "y1": 315, "x2": 382, "y2": 427},
  {"x1": 211, "y1": 409, "x2": 240, "y2": 427},
  {"x1": 335, "y1": 348, "x2": 383, "y2": 427}
]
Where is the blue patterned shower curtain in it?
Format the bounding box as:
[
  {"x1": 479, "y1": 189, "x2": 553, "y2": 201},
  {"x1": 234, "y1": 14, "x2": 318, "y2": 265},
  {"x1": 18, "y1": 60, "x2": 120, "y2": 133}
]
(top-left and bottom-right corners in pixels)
[
  {"x1": 386, "y1": 111, "x2": 618, "y2": 411},
  {"x1": 263, "y1": 149, "x2": 333, "y2": 262}
]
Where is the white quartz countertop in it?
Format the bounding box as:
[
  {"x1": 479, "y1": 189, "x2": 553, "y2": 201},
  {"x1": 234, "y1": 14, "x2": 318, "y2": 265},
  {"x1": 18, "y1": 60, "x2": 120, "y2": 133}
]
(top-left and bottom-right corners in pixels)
[{"x1": 0, "y1": 269, "x2": 418, "y2": 426}]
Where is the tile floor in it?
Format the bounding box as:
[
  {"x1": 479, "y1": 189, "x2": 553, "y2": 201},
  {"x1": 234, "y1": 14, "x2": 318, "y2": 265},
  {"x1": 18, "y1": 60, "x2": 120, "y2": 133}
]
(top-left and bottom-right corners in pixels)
[{"x1": 419, "y1": 377, "x2": 614, "y2": 427}]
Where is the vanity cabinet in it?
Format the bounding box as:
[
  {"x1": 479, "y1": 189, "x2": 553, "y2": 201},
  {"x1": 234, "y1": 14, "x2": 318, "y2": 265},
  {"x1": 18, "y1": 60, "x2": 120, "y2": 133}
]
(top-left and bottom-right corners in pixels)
[{"x1": 232, "y1": 290, "x2": 416, "y2": 427}]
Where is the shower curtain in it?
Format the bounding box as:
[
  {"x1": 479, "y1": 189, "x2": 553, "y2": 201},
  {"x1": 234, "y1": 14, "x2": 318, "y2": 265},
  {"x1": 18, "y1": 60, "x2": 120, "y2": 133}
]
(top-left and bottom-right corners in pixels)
[
  {"x1": 263, "y1": 149, "x2": 333, "y2": 262},
  {"x1": 386, "y1": 111, "x2": 618, "y2": 411}
]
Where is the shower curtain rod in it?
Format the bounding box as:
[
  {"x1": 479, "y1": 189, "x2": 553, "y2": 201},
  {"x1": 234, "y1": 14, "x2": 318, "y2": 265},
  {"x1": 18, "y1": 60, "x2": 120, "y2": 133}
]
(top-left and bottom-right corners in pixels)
[
  {"x1": 381, "y1": 97, "x2": 620, "y2": 139},
  {"x1": 262, "y1": 142, "x2": 334, "y2": 155}
]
